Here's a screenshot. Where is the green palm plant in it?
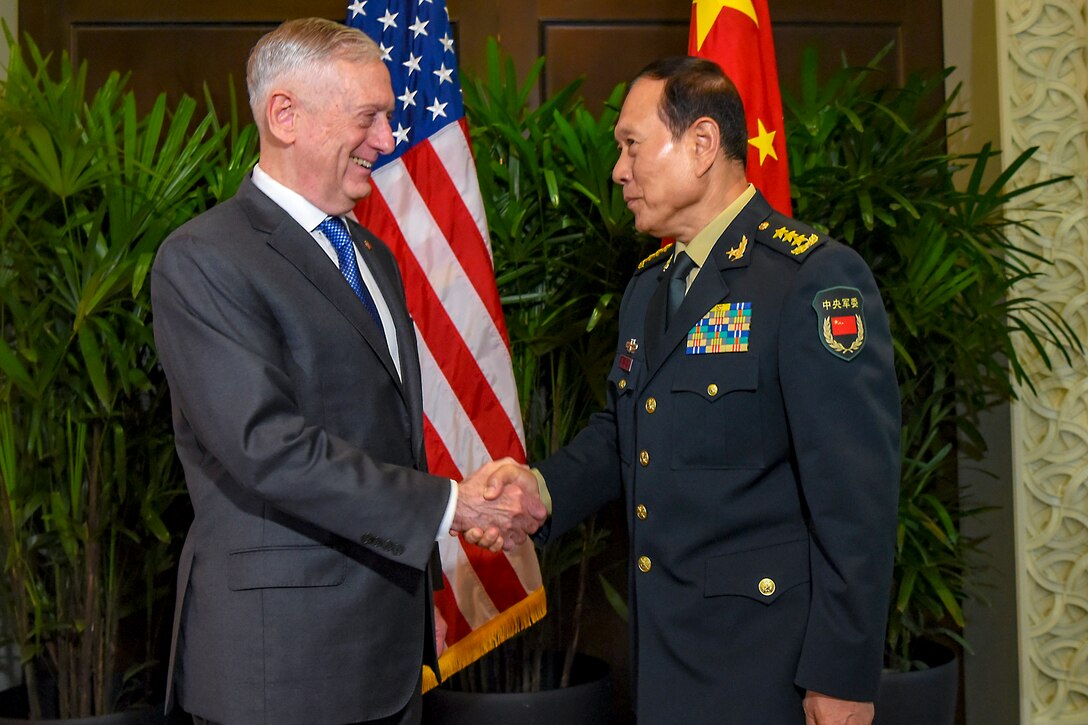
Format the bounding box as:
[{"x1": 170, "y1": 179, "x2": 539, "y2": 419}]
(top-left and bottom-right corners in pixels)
[
  {"x1": 784, "y1": 46, "x2": 1080, "y2": 671},
  {"x1": 449, "y1": 40, "x2": 651, "y2": 693},
  {"x1": 0, "y1": 33, "x2": 256, "y2": 717}
]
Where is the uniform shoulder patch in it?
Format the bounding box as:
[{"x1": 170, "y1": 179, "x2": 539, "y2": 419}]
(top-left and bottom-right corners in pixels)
[
  {"x1": 812, "y1": 286, "x2": 866, "y2": 361},
  {"x1": 636, "y1": 243, "x2": 674, "y2": 272},
  {"x1": 756, "y1": 213, "x2": 824, "y2": 262}
]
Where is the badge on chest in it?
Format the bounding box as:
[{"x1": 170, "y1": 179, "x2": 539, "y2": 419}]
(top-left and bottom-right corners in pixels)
[{"x1": 685, "y1": 302, "x2": 752, "y2": 354}]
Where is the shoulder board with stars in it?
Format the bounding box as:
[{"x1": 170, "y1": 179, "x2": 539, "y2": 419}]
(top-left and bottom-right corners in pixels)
[
  {"x1": 636, "y1": 243, "x2": 674, "y2": 272},
  {"x1": 755, "y1": 214, "x2": 824, "y2": 262}
]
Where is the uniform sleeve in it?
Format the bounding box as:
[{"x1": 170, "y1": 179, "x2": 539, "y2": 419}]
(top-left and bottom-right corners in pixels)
[
  {"x1": 531, "y1": 276, "x2": 642, "y2": 542},
  {"x1": 778, "y1": 243, "x2": 901, "y2": 701},
  {"x1": 533, "y1": 402, "x2": 625, "y2": 543},
  {"x1": 151, "y1": 233, "x2": 450, "y2": 570}
]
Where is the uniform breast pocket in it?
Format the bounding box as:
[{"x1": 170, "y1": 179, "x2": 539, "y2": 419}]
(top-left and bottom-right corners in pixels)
[{"x1": 670, "y1": 353, "x2": 763, "y2": 469}]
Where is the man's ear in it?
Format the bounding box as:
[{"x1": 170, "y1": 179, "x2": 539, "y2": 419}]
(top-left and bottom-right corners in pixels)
[
  {"x1": 690, "y1": 117, "x2": 721, "y2": 177},
  {"x1": 266, "y1": 90, "x2": 299, "y2": 145}
]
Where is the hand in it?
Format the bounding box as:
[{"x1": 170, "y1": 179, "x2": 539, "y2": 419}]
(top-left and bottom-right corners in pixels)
[
  {"x1": 460, "y1": 461, "x2": 543, "y2": 550},
  {"x1": 434, "y1": 604, "x2": 448, "y2": 657},
  {"x1": 803, "y1": 691, "x2": 874, "y2": 725},
  {"x1": 452, "y1": 458, "x2": 546, "y2": 552}
]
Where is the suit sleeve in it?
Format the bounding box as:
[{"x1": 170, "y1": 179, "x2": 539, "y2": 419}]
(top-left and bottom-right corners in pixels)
[
  {"x1": 151, "y1": 231, "x2": 450, "y2": 570},
  {"x1": 779, "y1": 244, "x2": 901, "y2": 701}
]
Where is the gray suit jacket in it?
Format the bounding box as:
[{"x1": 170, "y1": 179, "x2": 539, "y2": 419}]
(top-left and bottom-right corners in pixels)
[{"x1": 151, "y1": 177, "x2": 450, "y2": 724}]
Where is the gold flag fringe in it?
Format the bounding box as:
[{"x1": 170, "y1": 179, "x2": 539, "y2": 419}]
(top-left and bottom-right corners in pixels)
[{"x1": 421, "y1": 586, "x2": 547, "y2": 693}]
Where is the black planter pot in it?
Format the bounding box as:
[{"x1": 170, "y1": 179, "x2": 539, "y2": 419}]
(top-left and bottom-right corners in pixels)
[
  {"x1": 422, "y1": 653, "x2": 613, "y2": 725},
  {"x1": 874, "y1": 642, "x2": 958, "y2": 725}
]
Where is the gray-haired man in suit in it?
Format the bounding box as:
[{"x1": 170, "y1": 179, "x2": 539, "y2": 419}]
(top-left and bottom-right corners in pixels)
[{"x1": 151, "y1": 17, "x2": 544, "y2": 725}]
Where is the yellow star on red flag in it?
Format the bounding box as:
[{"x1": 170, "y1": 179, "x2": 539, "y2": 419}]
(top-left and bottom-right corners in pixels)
[
  {"x1": 689, "y1": 0, "x2": 791, "y2": 214},
  {"x1": 748, "y1": 119, "x2": 778, "y2": 165},
  {"x1": 692, "y1": 0, "x2": 758, "y2": 51}
]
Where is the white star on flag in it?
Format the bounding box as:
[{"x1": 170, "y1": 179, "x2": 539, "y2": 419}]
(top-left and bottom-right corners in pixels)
[
  {"x1": 439, "y1": 32, "x2": 454, "y2": 54},
  {"x1": 402, "y1": 52, "x2": 422, "y2": 75},
  {"x1": 378, "y1": 9, "x2": 398, "y2": 29},
  {"x1": 398, "y1": 87, "x2": 417, "y2": 108},
  {"x1": 348, "y1": 0, "x2": 367, "y2": 18},
  {"x1": 409, "y1": 18, "x2": 429, "y2": 37},
  {"x1": 379, "y1": 42, "x2": 393, "y2": 61},
  {"x1": 433, "y1": 63, "x2": 453, "y2": 85},
  {"x1": 425, "y1": 98, "x2": 447, "y2": 120},
  {"x1": 392, "y1": 123, "x2": 411, "y2": 146}
]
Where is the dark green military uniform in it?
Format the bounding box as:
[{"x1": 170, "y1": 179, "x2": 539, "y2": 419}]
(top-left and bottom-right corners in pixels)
[{"x1": 536, "y1": 191, "x2": 900, "y2": 723}]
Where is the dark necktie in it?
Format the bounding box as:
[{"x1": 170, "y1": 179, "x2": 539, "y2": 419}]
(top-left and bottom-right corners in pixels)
[
  {"x1": 667, "y1": 251, "x2": 697, "y2": 327},
  {"x1": 318, "y1": 216, "x2": 384, "y2": 333}
]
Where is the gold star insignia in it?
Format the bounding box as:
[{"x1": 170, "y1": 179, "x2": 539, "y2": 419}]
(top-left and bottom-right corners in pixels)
[
  {"x1": 727, "y1": 235, "x2": 749, "y2": 261},
  {"x1": 748, "y1": 119, "x2": 778, "y2": 165},
  {"x1": 692, "y1": 0, "x2": 758, "y2": 51}
]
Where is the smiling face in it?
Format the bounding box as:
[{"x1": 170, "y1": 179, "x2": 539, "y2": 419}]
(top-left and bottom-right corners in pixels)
[
  {"x1": 612, "y1": 78, "x2": 706, "y2": 240},
  {"x1": 278, "y1": 58, "x2": 395, "y2": 215}
]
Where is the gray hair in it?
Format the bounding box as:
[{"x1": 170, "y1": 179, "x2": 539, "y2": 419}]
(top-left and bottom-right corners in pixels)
[{"x1": 247, "y1": 17, "x2": 382, "y2": 125}]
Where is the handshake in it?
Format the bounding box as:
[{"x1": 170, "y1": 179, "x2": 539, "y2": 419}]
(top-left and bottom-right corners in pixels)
[{"x1": 451, "y1": 458, "x2": 547, "y2": 552}]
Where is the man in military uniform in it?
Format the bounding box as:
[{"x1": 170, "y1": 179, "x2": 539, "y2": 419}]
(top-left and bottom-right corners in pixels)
[{"x1": 469, "y1": 56, "x2": 900, "y2": 724}]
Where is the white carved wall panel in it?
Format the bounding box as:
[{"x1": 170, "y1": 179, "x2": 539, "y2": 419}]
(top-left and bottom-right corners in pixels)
[{"x1": 999, "y1": 1, "x2": 1088, "y2": 722}]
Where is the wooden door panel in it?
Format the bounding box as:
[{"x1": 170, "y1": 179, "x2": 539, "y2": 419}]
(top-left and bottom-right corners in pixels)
[
  {"x1": 73, "y1": 24, "x2": 271, "y2": 112},
  {"x1": 542, "y1": 22, "x2": 688, "y2": 110},
  {"x1": 21, "y1": 2, "x2": 943, "y2": 113}
]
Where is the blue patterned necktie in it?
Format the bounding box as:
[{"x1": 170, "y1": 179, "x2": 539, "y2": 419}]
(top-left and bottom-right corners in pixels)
[{"x1": 318, "y1": 216, "x2": 384, "y2": 333}]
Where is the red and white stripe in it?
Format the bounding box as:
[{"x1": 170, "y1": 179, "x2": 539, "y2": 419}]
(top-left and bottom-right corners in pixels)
[{"x1": 354, "y1": 119, "x2": 543, "y2": 665}]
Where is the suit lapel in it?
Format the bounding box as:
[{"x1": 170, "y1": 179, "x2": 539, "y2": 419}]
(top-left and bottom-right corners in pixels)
[
  {"x1": 349, "y1": 221, "x2": 428, "y2": 463},
  {"x1": 238, "y1": 180, "x2": 406, "y2": 399}
]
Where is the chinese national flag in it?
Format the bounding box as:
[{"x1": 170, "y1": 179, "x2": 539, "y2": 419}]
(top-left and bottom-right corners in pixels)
[
  {"x1": 832, "y1": 315, "x2": 859, "y2": 336},
  {"x1": 689, "y1": 0, "x2": 792, "y2": 215}
]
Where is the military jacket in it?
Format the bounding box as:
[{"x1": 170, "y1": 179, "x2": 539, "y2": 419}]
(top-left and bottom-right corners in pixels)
[{"x1": 536, "y1": 191, "x2": 901, "y2": 724}]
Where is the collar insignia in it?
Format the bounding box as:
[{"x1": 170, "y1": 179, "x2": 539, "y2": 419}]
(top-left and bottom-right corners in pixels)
[{"x1": 726, "y1": 235, "x2": 748, "y2": 261}]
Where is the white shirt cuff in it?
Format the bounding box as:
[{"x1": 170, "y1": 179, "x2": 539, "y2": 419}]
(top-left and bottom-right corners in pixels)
[{"x1": 436, "y1": 479, "x2": 457, "y2": 540}]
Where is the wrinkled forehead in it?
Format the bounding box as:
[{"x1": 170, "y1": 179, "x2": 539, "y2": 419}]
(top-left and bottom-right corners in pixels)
[{"x1": 299, "y1": 58, "x2": 394, "y2": 109}]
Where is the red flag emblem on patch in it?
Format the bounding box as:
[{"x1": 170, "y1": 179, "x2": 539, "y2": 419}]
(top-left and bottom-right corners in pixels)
[{"x1": 831, "y1": 315, "x2": 858, "y2": 336}]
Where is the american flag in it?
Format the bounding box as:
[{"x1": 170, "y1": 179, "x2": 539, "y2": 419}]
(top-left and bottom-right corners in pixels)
[{"x1": 345, "y1": 0, "x2": 545, "y2": 689}]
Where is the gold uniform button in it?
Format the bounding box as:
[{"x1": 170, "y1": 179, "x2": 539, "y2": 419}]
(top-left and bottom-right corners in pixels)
[
  {"x1": 758, "y1": 577, "x2": 776, "y2": 597},
  {"x1": 707, "y1": 383, "x2": 719, "y2": 397},
  {"x1": 618, "y1": 378, "x2": 627, "y2": 390},
  {"x1": 638, "y1": 556, "x2": 652, "y2": 573},
  {"x1": 758, "y1": 221, "x2": 770, "y2": 231},
  {"x1": 639, "y1": 450, "x2": 650, "y2": 466},
  {"x1": 645, "y1": 397, "x2": 657, "y2": 414},
  {"x1": 635, "y1": 504, "x2": 648, "y2": 520}
]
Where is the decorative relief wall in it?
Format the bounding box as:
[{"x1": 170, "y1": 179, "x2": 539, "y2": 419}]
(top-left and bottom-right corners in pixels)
[{"x1": 999, "y1": 1, "x2": 1088, "y2": 722}]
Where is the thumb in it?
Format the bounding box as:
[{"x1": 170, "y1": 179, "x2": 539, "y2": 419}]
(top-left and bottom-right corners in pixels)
[{"x1": 483, "y1": 470, "x2": 506, "y2": 500}]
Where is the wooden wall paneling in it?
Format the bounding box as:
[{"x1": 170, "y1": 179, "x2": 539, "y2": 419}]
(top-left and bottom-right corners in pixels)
[
  {"x1": 542, "y1": 21, "x2": 688, "y2": 111},
  {"x1": 18, "y1": 0, "x2": 348, "y2": 113},
  {"x1": 446, "y1": 0, "x2": 501, "y2": 81},
  {"x1": 73, "y1": 24, "x2": 271, "y2": 114}
]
